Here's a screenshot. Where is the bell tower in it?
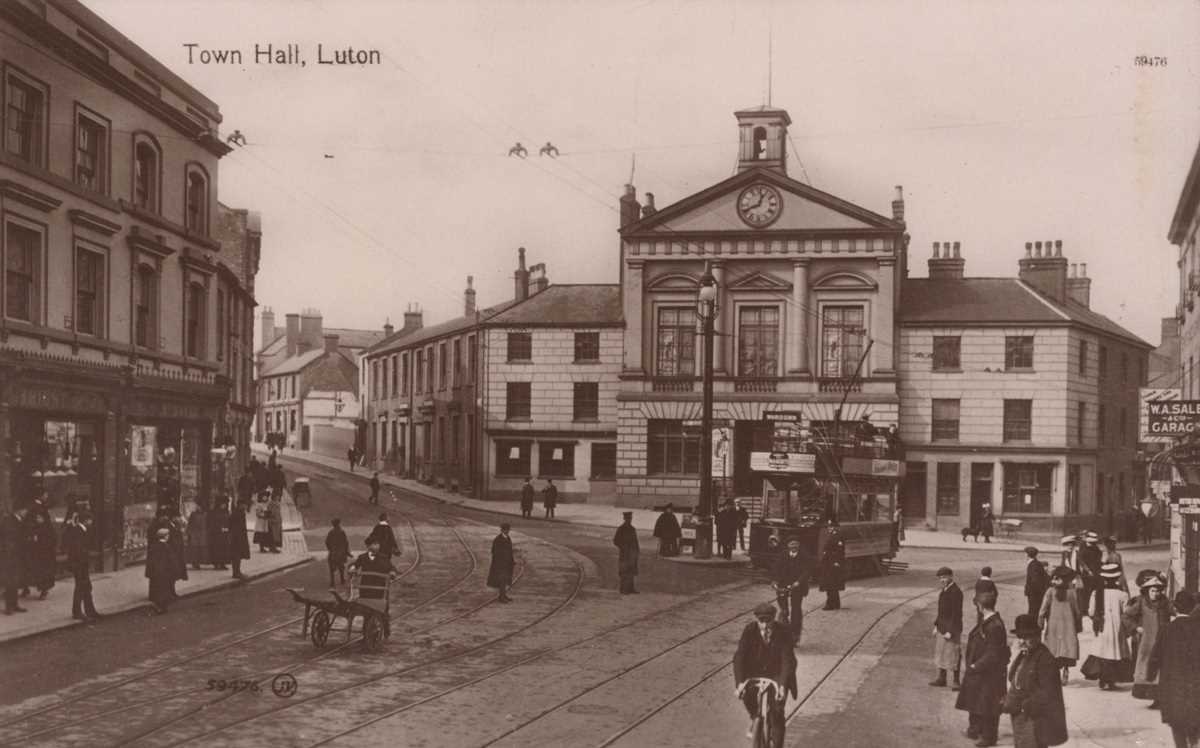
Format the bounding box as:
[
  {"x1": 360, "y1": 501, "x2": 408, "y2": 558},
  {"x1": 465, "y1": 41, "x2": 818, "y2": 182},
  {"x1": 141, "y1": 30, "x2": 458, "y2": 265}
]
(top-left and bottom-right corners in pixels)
[{"x1": 735, "y1": 106, "x2": 790, "y2": 176}]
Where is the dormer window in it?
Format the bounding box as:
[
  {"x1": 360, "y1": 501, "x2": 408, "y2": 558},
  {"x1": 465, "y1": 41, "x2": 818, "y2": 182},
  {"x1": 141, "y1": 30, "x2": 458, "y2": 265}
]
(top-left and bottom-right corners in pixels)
[{"x1": 185, "y1": 166, "x2": 209, "y2": 234}]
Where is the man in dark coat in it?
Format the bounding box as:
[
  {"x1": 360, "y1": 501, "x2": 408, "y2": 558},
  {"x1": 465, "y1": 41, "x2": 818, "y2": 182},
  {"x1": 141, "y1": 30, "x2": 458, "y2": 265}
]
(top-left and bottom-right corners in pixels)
[
  {"x1": 1024, "y1": 547, "x2": 1050, "y2": 619},
  {"x1": 772, "y1": 538, "x2": 813, "y2": 645},
  {"x1": 1077, "y1": 531, "x2": 1104, "y2": 617},
  {"x1": 228, "y1": 499, "x2": 251, "y2": 580},
  {"x1": 1153, "y1": 590, "x2": 1200, "y2": 748},
  {"x1": 487, "y1": 523, "x2": 515, "y2": 603},
  {"x1": 325, "y1": 518, "x2": 350, "y2": 587},
  {"x1": 613, "y1": 511, "x2": 639, "y2": 594},
  {"x1": 369, "y1": 472, "x2": 381, "y2": 505},
  {"x1": 519, "y1": 478, "x2": 535, "y2": 519},
  {"x1": 347, "y1": 447, "x2": 356, "y2": 473},
  {"x1": 975, "y1": 566, "x2": 999, "y2": 626},
  {"x1": 932, "y1": 566, "x2": 964, "y2": 689},
  {"x1": 715, "y1": 501, "x2": 739, "y2": 560},
  {"x1": 348, "y1": 539, "x2": 394, "y2": 600},
  {"x1": 146, "y1": 527, "x2": 176, "y2": 614},
  {"x1": 1005, "y1": 614, "x2": 1068, "y2": 748},
  {"x1": 735, "y1": 500, "x2": 750, "y2": 551},
  {"x1": 956, "y1": 589, "x2": 1009, "y2": 747},
  {"x1": 652, "y1": 504, "x2": 682, "y2": 557},
  {"x1": 733, "y1": 602, "x2": 797, "y2": 740},
  {"x1": 979, "y1": 505, "x2": 995, "y2": 543},
  {"x1": 365, "y1": 513, "x2": 400, "y2": 564},
  {"x1": 819, "y1": 527, "x2": 846, "y2": 611},
  {"x1": 62, "y1": 512, "x2": 99, "y2": 620},
  {"x1": 208, "y1": 498, "x2": 230, "y2": 570},
  {"x1": 542, "y1": 480, "x2": 558, "y2": 519},
  {"x1": 1, "y1": 506, "x2": 29, "y2": 614}
]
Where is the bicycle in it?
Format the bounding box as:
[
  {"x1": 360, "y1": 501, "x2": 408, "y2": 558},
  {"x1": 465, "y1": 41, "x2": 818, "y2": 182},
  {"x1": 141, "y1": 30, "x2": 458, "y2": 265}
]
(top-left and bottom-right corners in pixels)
[{"x1": 738, "y1": 677, "x2": 785, "y2": 748}]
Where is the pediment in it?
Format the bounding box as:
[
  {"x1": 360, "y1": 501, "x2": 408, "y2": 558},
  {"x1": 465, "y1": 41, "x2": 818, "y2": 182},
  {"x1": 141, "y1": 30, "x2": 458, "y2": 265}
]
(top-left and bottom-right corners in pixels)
[
  {"x1": 624, "y1": 169, "x2": 900, "y2": 237},
  {"x1": 646, "y1": 272, "x2": 701, "y2": 291},
  {"x1": 727, "y1": 271, "x2": 792, "y2": 292},
  {"x1": 812, "y1": 271, "x2": 877, "y2": 290}
]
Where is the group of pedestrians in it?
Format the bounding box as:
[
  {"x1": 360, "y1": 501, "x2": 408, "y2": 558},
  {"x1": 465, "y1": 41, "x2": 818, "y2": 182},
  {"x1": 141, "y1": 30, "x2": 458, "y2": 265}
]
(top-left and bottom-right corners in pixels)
[
  {"x1": 1, "y1": 496, "x2": 58, "y2": 614},
  {"x1": 518, "y1": 477, "x2": 558, "y2": 519}
]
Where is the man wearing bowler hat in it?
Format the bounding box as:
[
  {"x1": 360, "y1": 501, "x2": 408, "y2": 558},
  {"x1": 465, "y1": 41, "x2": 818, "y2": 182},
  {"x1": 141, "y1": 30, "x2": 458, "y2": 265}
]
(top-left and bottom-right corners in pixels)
[
  {"x1": 733, "y1": 602, "x2": 797, "y2": 740},
  {"x1": 613, "y1": 511, "x2": 639, "y2": 594},
  {"x1": 931, "y1": 566, "x2": 964, "y2": 689},
  {"x1": 956, "y1": 587, "x2": 1008, "y2": 747},
  {"x1": 1004, "y1": 613, "x2": 1068, "y2": 747},
  {"x1": 1078, "y1": 530, "x2": 1104, "y2": 618}
]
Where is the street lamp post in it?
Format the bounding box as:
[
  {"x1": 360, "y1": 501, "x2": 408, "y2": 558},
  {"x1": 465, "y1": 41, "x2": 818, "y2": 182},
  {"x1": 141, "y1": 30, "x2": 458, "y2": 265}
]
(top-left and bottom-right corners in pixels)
[{"x1": 694, "y1": 263, "x2": 718, "y2": 559}]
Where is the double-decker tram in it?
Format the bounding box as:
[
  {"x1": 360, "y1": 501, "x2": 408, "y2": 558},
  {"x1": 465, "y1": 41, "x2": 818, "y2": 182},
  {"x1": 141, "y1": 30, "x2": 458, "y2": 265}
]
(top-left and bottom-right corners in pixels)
[{"x1": 746, "y1": 412, "x2": 903, "y2": 575}]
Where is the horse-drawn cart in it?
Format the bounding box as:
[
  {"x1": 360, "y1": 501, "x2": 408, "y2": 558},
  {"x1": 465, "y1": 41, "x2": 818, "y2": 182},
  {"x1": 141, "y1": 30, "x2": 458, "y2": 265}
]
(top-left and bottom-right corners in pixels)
[{"x1": 287, "y1": 569, "x2": 393, "y2": 652}]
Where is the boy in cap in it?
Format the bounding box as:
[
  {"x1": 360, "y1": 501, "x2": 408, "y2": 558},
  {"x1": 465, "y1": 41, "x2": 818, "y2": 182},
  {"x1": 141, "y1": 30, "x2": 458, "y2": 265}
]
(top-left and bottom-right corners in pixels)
[
  {"x1": 931, "y1": 566, "x2": 964, "y2": 689},
  {"x1": 733, "y1": 602, "x2": 797, "y2": 740},
  {"x1": 613, "y1": 511, "x2": 639, "y2": 594},
  {"x1": 1024, "y1": 546, "x2": 1050, "y2": 618}
]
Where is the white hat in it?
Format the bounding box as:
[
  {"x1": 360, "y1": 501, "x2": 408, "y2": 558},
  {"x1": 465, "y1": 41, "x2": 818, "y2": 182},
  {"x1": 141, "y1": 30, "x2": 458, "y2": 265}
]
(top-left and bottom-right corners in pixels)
[
  {"x1": 1099, "y1": 562, "x2": 1122, "y2": 579},
  {"x1": 1060, "y1": 535, "x2": 1077, "y2": 546}
]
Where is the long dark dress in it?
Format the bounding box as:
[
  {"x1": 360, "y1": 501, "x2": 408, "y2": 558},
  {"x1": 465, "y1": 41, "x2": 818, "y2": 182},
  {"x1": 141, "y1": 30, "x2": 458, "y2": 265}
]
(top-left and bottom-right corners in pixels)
[
  {"x1": 652, "y1": 512, "x2": 682, "y2": 556},
  {"x1": 146, "y1": 540, "x2": 176, "y2": 609},
  {"x1": 613, "y1": 522, "x2": 639, "y2": 593},
  {"x1": 487, "y1": 534, "x2": 514, "y2": 590},
  {"x1": 186, "y1": 509, "x2": 210, "y2": 567},
  {"x1": 228, "y1": 505, "x2": 251, "y2": 561},
  {"x1": 25, "y1": 517, "x2": 57, "y2": 593}
]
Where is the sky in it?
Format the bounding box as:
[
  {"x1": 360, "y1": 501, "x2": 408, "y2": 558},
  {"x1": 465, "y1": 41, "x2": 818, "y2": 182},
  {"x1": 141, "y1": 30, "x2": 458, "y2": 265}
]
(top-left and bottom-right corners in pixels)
[{"x1": 87, "y1": 0, "x2": 1200, "y2": 351}]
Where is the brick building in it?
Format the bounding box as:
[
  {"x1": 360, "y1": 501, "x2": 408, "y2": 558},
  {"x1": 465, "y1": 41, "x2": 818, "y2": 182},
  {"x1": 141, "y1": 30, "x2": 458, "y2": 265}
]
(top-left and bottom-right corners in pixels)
[
  {"x1": 898, "y1": 241, "x2": 1152, "y2": 535},
  {"x1": 0, "y1": 0, "x2": 247, "y2": 568},
  {"x1": 481, "y1": 284, "x2": 622, "y2": 502}
]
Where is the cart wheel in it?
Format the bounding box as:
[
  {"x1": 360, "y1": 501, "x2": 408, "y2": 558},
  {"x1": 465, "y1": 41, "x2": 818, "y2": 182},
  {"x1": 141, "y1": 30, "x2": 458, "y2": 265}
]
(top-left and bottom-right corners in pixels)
[
  {"x1": 311, "y1": 610, "x2": 332, "y2": 649},
  {"x1": 363, "y1": 615, "x2": 384, "y2": 652}
]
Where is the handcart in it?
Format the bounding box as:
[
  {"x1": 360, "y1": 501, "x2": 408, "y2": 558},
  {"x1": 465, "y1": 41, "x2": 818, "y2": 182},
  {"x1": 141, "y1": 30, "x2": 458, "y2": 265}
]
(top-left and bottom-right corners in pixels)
[{"x1": 286, "y1": 569, "x2": 393, "y2": 651}]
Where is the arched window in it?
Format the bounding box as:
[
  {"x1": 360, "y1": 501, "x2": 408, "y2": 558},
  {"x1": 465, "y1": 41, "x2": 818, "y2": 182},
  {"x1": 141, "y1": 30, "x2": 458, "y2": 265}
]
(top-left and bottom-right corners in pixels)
[
  {"x1": 185, "y1": 168, "x2": 208, "y2": 234},
  {"x1": 134, "y1": 264, "x2": 158, "y2": 348},
  {"x1": 752, "y1": 126, "x2": 767, "y2": 159},
  {"x1": 133, "y1": 141, "x2": 159, "y2": 212},
  {"x1": 186, "y1": 281, "x2": 206, "y2": 358}
]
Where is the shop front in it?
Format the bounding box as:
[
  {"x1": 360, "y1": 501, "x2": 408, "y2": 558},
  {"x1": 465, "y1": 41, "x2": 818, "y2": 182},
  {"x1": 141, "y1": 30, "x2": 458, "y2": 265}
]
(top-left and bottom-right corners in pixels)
[{"x1": 122, "y1": 420, "x2": 211, "y2": 564}]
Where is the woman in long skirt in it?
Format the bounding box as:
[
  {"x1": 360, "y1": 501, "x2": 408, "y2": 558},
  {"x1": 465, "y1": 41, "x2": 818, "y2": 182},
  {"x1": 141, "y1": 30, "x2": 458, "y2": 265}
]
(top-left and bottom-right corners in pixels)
[
  {"x1": 1123, "y1": 572, "x2": 1170, "y2": 704},
  {"x1": 1082, "y1": 563, "x2": 1131, "y2": 690},
  {"x1": 186, "y1": 503, "x2": 209, "y2": 570},
  {"x1": 266, "y1": 494, "x2": 283, "y2": 552},
  {"x1": 1039, "y1": 565, "x2": 1082, "y2": 685},
  {"x1": 146, "y1": 528, "x2": 176, "y2": 614}
]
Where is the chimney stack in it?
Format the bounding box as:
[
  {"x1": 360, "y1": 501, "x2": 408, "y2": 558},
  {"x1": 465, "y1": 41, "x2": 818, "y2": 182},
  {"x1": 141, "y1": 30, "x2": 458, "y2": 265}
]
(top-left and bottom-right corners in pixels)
[
  {"x1": 1066, "y1": 258, "x2": 1092, "y2": 308},
  {"x1": 619, "y1": 184, "x2": 641, "y2": 228},
  {"x1": 1018, "y1": 238, "x2": 1069, "y2": 303},
  {"x1": 891, "y1": 185, "x2": 905, "y2": 223},
  {"x1": 514, "y1": 247, "x2": 530, "y2": 301},
  {"x1": 383, "y1": 318, "x2": 394, "y2": 338},
  {"x1": 323, "y1": 334, "x2": 340, "y2": 355},
  {"x1": 260, "y1": 307, "x2": 276, "y2": 351},
  {"x1": 928, "y1": 240, "x2": 965, "y2": 281},
  {"x1": 527, "y1": 262, "x2": 549, "y2": 295},
  {"x1": 464, "y1": 275, "x2": 476, "y2": 316},
  {"x1": 641, "y1": 192, "x2": 656, "y2": 219},
  {"x1": 402, "y1": 303, "x2": 423, "y2": 333},
  {"x1": 299, "y1": 308, "x2": 323, "y2": 353},
  {"x1": 285, "y1": 313, "x2": 300, "y2": 357}
]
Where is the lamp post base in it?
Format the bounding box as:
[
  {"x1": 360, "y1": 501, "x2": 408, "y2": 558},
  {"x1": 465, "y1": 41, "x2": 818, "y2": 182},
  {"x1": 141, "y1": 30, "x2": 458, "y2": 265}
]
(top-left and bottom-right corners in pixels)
[{"x1": 693, "y1": 517, "x2": 713, "y2": 559}]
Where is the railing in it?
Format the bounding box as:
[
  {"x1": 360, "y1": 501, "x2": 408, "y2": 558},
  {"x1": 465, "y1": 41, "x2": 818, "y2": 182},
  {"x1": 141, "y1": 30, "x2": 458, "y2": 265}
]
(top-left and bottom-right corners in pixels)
[
  {"x1": 652, "y1": 377, "x2": 694, "y2": 393},
  {"x1": 817, "y1": 377, "x2": 861, "y2": 393},
  {"x1": 734, "y1": 378, "x2": 778, "y2": 393}
]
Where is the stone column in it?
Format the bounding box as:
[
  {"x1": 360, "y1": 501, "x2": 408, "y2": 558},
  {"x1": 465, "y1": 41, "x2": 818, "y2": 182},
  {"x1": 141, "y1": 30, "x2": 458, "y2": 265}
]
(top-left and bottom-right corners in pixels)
[
  {"x1": 789, "y1": 259, "x2": 810, "y2": 374},
  {"x1": 624, "y1": 260, "x2": 645, "y2": 374},
  {"x1": 873, "y1": 257, "x2": 896, "y2": 375},
  {"x1": 712, "y1": 261, "x2": 727, "y2": 375}
]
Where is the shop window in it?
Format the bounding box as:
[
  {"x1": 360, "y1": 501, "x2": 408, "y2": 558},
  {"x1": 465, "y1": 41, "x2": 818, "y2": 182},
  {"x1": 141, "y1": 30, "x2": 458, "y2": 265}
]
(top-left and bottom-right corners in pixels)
[
  {"x1": 4, "y1": 222, "x2": 41, "y2": 323},
  {"x1": 134, "y1": 264, "x2": 158, "y2": 348},
  {"x1": 573, "y1": 382, "x2": 599, "y2": 421},
  {"x1": 647, "y1": 419, "x2": 700, "y2": 476},
  {"x1": 738, "y1": 306, "x2": 780, "y2": 376},
  {"x1": 1003, "y1": 463, "x2": 1053, "y2": 514},
  {"x1": 1005, "y1": 336, "x2": 1034, "y2": 370},
  {"x1": 5, "y1": 73, "x2": 46, "y2": 166},
  {"x1": 931, "y1": 399, "x2": 960, "y2": 441},
  {"x1": 496, "y1": 441, "x2": 531, "y2": 477},
  {"x1": 185, "y1": 167, "x2": 209, "y2": 234},
  {"x1": 506, "y1": 382, "x2": 531, "y2": 420},
  {"x1": 574, "y1": 332, "x2": 600, "y2": 362},
  {"x1": 1003, "y1": 399, "x2": 1032, "y2": 442},
  {"x1": 74, "y1": 247, "x2": 105, "y2": 337},
  {"x1": 656, "y1": 307, "x2": 696, "y2": 376},
  {"x1": 821, "y1": 305, "x2": 865, "y2": 377},
  {"x1": 75, "y1": 112, "x2": 108, "y2": 193},
  {"x1": 508, "y1": 332, "x2": 532, "y2": 362},
  {"x1": 932, "y1": 336, "x2": 961, "y2": 370},
  {"x1": 539, "y1": 442, "x2": 575, "y2": 478},
  {"x1": 591, "y1": 443, "x2": 617, "y2": 480},
  {"x1": 936, "y1": 462, "x2": 960, "y2": 516},
  {"x1": 133, "y1": 139, "x2": 160, "y2": 212},
  {"x1": 185, "y1": 282, "x2": 207, "y2": 358}
]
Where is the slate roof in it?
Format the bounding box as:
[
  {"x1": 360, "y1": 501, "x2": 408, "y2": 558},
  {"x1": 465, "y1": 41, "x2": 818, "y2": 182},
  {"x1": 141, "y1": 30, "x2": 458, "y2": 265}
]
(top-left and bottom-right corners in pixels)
[
  {"x1": 366, "y1": 300, "x2": 519, "y2": 356},
  {"x1": 260, "y1": 348, "x2": 326, "y2": 376},
  {"x1": 325, "y1": 328, "x2": 385, "y2": 350},
  {"x1": 900, "y1": 278, "x2": 1151, "y2": 348},
  {"x1": 485, "y1": 285, "x2": 621, "y2": 326}
]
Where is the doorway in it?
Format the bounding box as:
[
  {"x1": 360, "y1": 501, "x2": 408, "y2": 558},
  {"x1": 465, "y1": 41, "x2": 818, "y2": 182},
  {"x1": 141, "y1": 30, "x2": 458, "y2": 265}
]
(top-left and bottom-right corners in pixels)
[
  {"x1": 901, "y1": 461, "x2": 927, "y2": 520},
  {"x1": 970, "y1": 463, "x2": 993, "y2": 529}
]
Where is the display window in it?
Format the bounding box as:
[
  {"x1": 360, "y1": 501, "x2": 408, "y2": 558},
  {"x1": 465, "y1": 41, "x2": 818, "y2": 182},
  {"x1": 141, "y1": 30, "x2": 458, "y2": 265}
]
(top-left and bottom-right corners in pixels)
[
  {"x1": 9, "y1": 414, "x2": 102, "y2": 525},
  {"x1": 124, "y1": 423, "x2": 205, "y2": 559}
]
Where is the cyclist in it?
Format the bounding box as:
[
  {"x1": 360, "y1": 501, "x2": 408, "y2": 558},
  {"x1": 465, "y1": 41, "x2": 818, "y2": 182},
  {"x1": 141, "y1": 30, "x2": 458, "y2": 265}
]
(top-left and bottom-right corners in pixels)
[
  {"x1": 734, "y1": 602, "x2": 798, "y2": 740},
  {"x1": 772, "y1": 538, "x2": 814, "y2": 644}
]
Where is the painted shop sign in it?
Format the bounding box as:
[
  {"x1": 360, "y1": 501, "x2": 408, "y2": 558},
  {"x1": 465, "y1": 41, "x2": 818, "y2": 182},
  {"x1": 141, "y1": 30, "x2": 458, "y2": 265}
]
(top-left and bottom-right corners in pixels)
[
  {"x1": 1145, "y1": 399, "x2": 1200, "y2": 436},
  {"x1": 1141, "y1": 388, "x2": 1183, "y2": 442}
]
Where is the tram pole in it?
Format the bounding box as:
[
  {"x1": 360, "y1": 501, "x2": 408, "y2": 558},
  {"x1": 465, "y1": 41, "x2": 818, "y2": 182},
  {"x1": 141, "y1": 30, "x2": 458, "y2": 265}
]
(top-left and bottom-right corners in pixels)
[{"x1": 694, "y1": 264, "x2": 718, "y2": 559}]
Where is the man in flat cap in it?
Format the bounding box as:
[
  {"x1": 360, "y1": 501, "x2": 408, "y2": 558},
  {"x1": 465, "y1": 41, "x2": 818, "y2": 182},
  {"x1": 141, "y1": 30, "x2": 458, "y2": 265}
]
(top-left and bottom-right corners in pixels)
[
  {"x1": 1024, "y1": 546, "x2": 1050, "y2": 619},
  {"x1": 613, "y1": 511, "x2": 639, "y2": 594},
  {"x1": 1078, "y1": 531, "x2": 1104, "y2": 619},
  {"x1": 931, "y1": 566, "x2": 964, "y2": 689},
  {"x1": 734, "y1": 602, "x2": 797, "y2": 740}
]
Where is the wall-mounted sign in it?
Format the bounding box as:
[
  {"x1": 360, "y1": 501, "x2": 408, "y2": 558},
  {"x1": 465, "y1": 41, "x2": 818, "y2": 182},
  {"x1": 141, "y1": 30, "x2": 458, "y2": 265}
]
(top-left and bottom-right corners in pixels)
[
  {"x1": 750, "y1": 451, "x2": 815, "y2": 473},
  {"x1": 841, "y1": 457, "x2": 903, "y2": 477},
  {"x1": 1141, "y1": 388, "x2": 1183, "y2": 442}
]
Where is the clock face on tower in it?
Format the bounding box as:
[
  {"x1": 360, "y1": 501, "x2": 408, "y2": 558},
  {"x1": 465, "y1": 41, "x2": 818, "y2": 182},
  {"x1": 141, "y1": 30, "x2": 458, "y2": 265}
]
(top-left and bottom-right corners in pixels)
[{"x1": 736, "y1": 184, "x2": 783, "y2": 228}]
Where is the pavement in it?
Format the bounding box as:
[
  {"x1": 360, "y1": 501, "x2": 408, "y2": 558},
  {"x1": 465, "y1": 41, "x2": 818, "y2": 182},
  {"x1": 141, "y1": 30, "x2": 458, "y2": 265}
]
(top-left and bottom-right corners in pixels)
[{"x1": 0, "y1": 488, "x2": 310, "y2": 645}]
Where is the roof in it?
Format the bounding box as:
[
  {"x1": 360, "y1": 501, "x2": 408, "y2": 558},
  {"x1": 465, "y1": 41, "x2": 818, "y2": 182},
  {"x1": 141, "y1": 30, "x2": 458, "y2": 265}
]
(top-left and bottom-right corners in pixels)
[
  {"x1": 261, "y1": 349, "x2": 325, "y2": 377},
  {"x1": 366, "y1": 300, "x2": 519, "y2": 356},
  {"x1": 325, "y1": 328, "x2": 385, "y2": 349},
  {"x1": 484, "y1": 285, "x2": 621, "y2": 326},
  {"x1": 900, "y1": 278, "x2": 1151, "y2": 348}
]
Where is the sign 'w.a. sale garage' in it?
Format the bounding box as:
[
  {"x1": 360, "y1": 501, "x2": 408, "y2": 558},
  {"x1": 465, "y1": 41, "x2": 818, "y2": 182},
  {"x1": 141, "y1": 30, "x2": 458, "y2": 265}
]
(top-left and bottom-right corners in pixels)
[{"x1": 1145, "y1": 400, "x2": 1200, "y2": 437}]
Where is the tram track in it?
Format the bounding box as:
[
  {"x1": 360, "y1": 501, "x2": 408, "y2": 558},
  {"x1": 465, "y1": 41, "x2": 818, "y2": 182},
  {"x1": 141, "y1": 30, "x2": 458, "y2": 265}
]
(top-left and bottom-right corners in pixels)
[{"x1": 0, "y1": 512, "x2": 490, "y2": 746}]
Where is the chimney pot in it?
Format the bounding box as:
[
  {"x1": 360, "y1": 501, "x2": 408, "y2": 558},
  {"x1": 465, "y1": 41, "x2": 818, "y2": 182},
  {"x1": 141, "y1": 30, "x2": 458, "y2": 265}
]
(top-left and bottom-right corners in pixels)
[
  {"x1": 891, "y1": 185, "x2": 905, "y2": 221},
  {"x1": 933, "y1": 241, "x2": 941, "y2": 258},
  {"x1": 953, "y1": 241, "x2": 961, "y2": 258},
  {"x1": 894, "y1": 185, "x2": 903, "y2": 201},
  {"x1": 1070, "y1": 263, "x2": 1077, "y2": 278},
  {"x1": 1080, "y1": 262, "x2": 1087, "y2": 277},
  {"x1": 1025, "y1": 242, "x2": 1033, "y2": 258},
  {"x1": 641, "y1": 192, "x2": 657, "y2": 218},
  {"x1": 1055, "y1": 239, "x2": 1063, "y2": 257},
  {"x1": 1035, "y1": 241, "x2": 1043, "y2": 257}
]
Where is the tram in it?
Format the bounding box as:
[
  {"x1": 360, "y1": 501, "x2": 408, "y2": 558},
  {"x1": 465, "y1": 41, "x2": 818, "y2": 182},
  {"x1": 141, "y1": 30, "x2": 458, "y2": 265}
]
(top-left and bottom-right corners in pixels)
[{"x1": 747, "y1": 415, "x2": 903, "y2": 575}]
